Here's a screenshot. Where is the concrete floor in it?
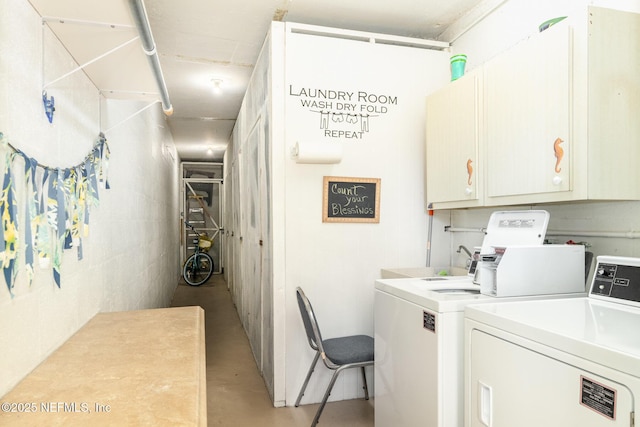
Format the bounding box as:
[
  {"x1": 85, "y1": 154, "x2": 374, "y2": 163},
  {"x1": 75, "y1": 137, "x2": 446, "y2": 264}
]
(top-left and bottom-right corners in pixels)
[{"x1": 170, "y1": 275, "x2": 374, "y2": 427}]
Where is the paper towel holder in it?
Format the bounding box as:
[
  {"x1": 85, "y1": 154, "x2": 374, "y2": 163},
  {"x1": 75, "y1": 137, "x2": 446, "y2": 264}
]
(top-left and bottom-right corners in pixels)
[{"x1": 291, "y1": 141, "x2": 343, "y2": 164}]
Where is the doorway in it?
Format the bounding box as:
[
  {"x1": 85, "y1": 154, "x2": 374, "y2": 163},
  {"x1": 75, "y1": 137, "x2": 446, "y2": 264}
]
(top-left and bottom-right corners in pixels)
[{"x1": 181, "y1": 162, "x2": 224, "y2": 274}]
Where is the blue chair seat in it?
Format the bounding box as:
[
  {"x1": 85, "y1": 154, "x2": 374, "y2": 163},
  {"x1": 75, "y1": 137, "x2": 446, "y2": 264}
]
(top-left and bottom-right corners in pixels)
[{"x1": 323, "y1": 335, "x2": 374, "y2": 365}]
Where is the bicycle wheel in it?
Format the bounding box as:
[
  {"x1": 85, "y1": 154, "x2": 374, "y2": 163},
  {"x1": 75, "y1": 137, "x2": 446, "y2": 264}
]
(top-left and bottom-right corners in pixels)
[{"x1": 183, "y1": 252, "x2": 214, "y2": 286}]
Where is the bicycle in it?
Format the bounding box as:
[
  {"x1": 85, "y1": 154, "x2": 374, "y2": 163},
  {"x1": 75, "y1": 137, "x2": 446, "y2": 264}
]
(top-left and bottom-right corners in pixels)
[{"x1": 182, "y1": 222, "x2": 214, "y2": 286}]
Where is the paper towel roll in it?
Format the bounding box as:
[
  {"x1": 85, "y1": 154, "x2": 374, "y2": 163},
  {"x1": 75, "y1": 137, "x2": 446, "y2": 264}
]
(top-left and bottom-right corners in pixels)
[{"x1": 293, "y1": 141, "x2": 343, "y2": 164}]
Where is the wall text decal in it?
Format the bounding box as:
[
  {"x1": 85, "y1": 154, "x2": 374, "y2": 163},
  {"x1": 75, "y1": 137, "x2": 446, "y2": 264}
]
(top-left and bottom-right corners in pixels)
[{"x1": 289, "y1": 85, "x2": 398, "y2": 140}]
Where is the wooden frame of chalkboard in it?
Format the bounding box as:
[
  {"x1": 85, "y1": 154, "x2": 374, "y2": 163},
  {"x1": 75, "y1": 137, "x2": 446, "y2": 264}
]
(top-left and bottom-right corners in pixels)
[{"x1": 322, "y1": 176, "x2": 381, "y2": 223}]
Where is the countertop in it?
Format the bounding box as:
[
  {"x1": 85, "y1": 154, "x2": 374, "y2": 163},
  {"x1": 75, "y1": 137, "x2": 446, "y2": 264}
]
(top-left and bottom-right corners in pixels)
[{"x1": 0, "y1": 306, "x2": 206, "y2": 426}]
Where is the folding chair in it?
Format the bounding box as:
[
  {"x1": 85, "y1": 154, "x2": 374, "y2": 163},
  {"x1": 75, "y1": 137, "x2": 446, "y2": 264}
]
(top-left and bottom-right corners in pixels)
[{"x1": 295, "y1": 287, "x2": 374, "y2": 426}]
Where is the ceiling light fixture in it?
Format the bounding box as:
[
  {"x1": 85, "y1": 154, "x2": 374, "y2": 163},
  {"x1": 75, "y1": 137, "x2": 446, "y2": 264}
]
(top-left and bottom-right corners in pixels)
[{"x1": 211, "y1": 79, "x2": 223, "y2": 94}]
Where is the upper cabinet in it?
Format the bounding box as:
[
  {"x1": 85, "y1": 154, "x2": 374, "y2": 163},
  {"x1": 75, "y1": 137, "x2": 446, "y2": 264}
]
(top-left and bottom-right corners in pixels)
[
  {"x1": 426, "y1": 68, "x2": 482, "y2": 208},
  {"x1": 426, "y1": 7, "x2": 640, "y2": 209},
  {"x1": 484, "y1": 24, "x2": 571, "y2": 202}
]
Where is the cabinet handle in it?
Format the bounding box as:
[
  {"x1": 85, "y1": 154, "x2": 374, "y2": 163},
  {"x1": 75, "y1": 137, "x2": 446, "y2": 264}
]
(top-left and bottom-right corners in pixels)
[
  {"x1": 466, "y1": 159, "x2": 473, "y2": 185},
  {"x1": 553, "y1": 137, "x2": 564, "y2": 173}
]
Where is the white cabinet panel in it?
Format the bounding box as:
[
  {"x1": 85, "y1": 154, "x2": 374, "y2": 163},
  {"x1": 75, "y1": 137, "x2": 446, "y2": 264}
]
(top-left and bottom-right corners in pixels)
[
  {"x1": 485, "y1": 25, "x2": 571, "y2": 200},
  {"x1": 426, "y1": 71, "x2": 482, "y2": 208},
  {"x1": 586, "y1": 7, "x2": 640, "y2": 200}
]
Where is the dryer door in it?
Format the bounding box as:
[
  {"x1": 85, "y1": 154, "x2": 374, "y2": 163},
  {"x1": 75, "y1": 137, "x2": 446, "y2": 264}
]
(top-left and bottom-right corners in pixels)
[{"x1": 467, "y1": 330, "x2": 636, "y2": 427}]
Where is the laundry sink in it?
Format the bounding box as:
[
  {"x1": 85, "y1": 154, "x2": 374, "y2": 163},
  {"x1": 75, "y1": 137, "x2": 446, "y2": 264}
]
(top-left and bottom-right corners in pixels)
[
  {"x1": 421, "y1": 276, "x2": 471, "y2": 282},
  {"x1": 431, "y1": 288, "x2": 481, "y2": 294},
  {"x1": 380, "y1": 266, "x2": 469, "y2": 279}
]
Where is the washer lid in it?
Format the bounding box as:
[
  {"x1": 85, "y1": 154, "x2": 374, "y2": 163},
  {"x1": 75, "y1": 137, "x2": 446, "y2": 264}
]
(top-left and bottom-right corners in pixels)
[{"x1": 480, "y1": 210, "x2": 550, "y2": 253}]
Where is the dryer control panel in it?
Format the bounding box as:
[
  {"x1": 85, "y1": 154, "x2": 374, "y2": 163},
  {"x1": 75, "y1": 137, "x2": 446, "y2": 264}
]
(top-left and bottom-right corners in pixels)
[{"x1": 590, "y1": 256, "x2": 640, "y2": 306}]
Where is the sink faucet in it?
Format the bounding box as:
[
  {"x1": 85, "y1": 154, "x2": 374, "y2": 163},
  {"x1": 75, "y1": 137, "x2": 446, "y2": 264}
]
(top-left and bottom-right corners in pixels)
[{"x1": 456, "y1": 245, "x2": 472, "y2": 258}]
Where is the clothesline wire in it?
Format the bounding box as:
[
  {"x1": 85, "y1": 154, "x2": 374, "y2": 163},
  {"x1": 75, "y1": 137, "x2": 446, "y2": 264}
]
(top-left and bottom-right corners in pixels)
[{"x1": 3, "y1": 132, "x2": 107, "y2": 172}]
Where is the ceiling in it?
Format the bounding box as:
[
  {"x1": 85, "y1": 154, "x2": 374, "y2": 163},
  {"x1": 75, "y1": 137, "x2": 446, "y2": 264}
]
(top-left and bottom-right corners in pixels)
[{"x1": 28, "y1": 0, "x2": 493, "y2": 163}]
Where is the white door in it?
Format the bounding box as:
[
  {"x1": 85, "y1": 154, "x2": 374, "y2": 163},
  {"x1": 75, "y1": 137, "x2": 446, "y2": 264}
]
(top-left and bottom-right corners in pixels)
[
  {"x1": 240, "y1": 116, "x2": 264, "y2": 370},
  {"x1": 468, "y1": 330, "x2": 636, "y2": 427},
  {"x1": 426, "y1": 70, "x2": 481, "y2": 207},
  {"x1": 484, "y1": 25, "x2": 571, "y2": 201}
]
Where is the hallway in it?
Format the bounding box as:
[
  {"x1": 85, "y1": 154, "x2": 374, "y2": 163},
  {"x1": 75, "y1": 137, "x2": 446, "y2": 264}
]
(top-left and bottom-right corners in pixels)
[{"x1": 170, "y1": 275, "x2": 374, "y2": 426}]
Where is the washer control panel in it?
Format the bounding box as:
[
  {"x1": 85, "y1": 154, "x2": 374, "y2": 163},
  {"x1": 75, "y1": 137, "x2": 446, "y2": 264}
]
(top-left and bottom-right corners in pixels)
[{"x1": 590, "y1": 256, "x2": 640, "y2": 306}]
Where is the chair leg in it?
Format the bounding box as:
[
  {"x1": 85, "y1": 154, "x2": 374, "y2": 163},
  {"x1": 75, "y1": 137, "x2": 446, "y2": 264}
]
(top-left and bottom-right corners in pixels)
[
  {"x1": 361, "y1": 366, "x2": 369, "y2": 400},
  {"x1": 295, "y1": 351, "x2": 321, "y2": 407},
  {"x1": 311, "y1": 366, "x2": 346, "y2": 427}
]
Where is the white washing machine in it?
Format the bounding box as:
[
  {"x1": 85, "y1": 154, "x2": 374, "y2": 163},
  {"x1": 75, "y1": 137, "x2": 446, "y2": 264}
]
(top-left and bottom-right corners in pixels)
[
  {"x1": 374, "y1": 210, "x2": 588, "y2": 427},
  {"x1": 374, "y1": 278, "x2": 585, "y2": 427},
  {"x1": 464, "y1": 256, "x2": 640, "y2": 427}
]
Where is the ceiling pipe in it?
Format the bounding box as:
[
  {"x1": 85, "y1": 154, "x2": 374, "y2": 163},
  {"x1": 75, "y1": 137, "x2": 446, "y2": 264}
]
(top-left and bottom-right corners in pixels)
[{"x1": 128, "y1": 0, "x2": 173, "y2": 116}]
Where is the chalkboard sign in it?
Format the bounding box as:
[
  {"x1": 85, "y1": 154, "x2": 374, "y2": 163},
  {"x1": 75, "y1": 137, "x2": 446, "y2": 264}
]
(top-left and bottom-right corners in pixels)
[{"x1": 323, "y1": 176, "x2": 380, "y2": 223}]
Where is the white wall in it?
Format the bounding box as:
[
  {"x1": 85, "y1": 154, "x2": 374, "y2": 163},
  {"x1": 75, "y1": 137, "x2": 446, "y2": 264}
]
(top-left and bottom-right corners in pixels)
[
  {"x1": 280, "y1": 25, "x2": 450, "y2": 405},
  {"x1": 434, "y1": 0, "x2": 640, "y2": 271},
  {"x1": 226, "y1": 22, "x2": 452, "y2": 407},
  {"x1": 0, "y1": 0, "x2": 180, "y2": 396}
]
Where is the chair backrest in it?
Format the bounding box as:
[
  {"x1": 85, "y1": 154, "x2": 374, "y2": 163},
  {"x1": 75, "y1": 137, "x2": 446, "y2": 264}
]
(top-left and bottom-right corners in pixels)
[{"x1": 296, "y1": 287, "x2": 324, "y2": 352}]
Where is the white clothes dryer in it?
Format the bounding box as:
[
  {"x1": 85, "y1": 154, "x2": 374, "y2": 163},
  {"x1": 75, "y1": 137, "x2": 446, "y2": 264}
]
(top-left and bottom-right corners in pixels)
[{"x1": 464, "y1": 256, "x2": 640, "y2": 427}]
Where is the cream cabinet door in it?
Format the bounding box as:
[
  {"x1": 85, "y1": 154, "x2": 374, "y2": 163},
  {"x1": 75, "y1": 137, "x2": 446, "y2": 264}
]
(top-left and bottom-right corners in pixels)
[
  {"x1": 484, "y1": 25, "x2": 571, "y2": 203},
  {"x1": 426, "y1": 72, "x2": 481, "y2": 207}
]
